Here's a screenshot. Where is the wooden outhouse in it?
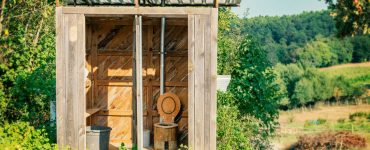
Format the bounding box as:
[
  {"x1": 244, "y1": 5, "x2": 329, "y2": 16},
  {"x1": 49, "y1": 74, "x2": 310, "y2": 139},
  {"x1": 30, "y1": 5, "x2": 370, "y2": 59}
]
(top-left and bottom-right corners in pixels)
[{"x1": 55, "y1": 0, "x2": 239, "y2": 149}]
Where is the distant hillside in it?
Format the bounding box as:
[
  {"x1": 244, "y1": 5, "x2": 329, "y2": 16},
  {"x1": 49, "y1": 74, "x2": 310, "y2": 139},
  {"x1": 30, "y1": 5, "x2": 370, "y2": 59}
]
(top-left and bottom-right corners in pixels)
[
  {"x1": 242, "y1": 11, "x2": 370, "y2": 66},
  {"x1": 243, "y1": 11, "x2": 336, "y2": 45}
]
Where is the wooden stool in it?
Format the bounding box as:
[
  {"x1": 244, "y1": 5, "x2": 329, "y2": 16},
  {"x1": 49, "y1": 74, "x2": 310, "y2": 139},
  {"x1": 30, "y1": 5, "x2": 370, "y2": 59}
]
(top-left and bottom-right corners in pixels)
[
  {"x1": 154, "y1": 123, "x2": 178, "y2": 150},
  {"x1": 154, "y1": 93, "x2": 181, "y2": 150}
]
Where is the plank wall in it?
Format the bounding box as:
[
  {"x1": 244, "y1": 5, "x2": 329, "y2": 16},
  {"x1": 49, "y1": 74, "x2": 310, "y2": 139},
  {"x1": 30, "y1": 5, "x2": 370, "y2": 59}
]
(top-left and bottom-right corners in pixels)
[
  {"x1": 85, "y1": 17, "x2": 189, "y2": 148},
  {"x1": 56, "y1": 7, "x2": 217, "y2": 150}
]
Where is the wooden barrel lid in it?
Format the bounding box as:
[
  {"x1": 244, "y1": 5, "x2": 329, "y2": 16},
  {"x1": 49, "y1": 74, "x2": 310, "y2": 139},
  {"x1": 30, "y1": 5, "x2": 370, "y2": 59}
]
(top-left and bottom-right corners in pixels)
[{"x1": 157, "y1": 93, "x2": 181, "y2": 123}]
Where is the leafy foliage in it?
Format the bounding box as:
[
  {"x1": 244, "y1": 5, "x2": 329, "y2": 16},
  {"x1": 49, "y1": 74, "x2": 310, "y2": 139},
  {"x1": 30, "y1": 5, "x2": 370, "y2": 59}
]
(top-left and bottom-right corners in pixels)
[
  {"x1": 217, "y1": 91, "x2": 272, "y2": 150},
  {"x1": 0, "y1": 0, "x2": 56, "y2": 144},
  {"x1": 227, "y1": 37, "x2": 282, "y2": 134},
  {"x1": 0, "y1": 0, "x2": 55, "y2": 125},
  {"x1": 351, "y1": 35, "x2": 370, "y2": 62},
  {"x1": 6, "y1": 63, "x2": 55, "y2": 126},
  {"x1": 242, "y1": 11, "x2": 370, "y2": 65},
  {"x1": 274, "y1": 64, "x2": 367, "y2": 108},
  {"x1": 217, "y1": 8, "x2": 242, "y2": 75},
  {"x1": 217, "y1": 102, "x2": 252, "y2": 150},
  {"x1": 325, "y1": 0, "x2": 369, "y2": 37},
  {"x1": 0, "y1": 121, "x2": 56, "y2": 149},
  {"x1": 292, "y1": 78, "x2": 315, "y2": 105}
]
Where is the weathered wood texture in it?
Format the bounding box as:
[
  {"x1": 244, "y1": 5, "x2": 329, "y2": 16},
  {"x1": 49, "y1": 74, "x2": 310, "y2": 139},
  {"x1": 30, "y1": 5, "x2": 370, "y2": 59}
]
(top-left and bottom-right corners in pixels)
[
  {"x1": 187, "y1": 9, "x2": 217, "y2": 150},
  {"x1": 154, "y1": 124, "x2": 177, "y2": 150},
  {"x1": 85, "y1": 17, "x2": 189, "y2": 148},
  {"x1": 56, "y1": 8, "x2": 86, "y2": 149},
  {"x1": 65, "y1": 0, "x2": 241, "y2": 6},
  {"x1": 57, "y1": 7, "x2": 217, "y2": 150}
]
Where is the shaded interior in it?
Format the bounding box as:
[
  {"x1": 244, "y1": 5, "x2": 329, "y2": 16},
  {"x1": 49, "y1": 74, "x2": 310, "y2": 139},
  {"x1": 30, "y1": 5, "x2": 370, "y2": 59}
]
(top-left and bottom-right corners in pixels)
[{"x1": 85, "y1": 16, "x2": 189, "y2": 149}]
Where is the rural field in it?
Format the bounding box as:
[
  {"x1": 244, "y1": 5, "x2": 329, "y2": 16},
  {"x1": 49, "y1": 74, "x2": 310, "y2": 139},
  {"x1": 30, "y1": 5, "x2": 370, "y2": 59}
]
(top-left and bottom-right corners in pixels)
[
  {"x1": 320, "y1": 62, "x2": 370, "y2": 86},
  {"x1": 274, "y1": 62, "x2": 370, "y2": 150},
  {"x1": 274, "y1": 104, "x2": 370, "y2": 149}
]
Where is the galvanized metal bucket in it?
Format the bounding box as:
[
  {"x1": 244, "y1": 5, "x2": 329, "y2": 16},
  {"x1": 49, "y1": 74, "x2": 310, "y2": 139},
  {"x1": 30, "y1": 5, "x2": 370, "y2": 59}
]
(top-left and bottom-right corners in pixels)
[{"x1": 86, "y1": 126, "x2": 112, "y2": 150}]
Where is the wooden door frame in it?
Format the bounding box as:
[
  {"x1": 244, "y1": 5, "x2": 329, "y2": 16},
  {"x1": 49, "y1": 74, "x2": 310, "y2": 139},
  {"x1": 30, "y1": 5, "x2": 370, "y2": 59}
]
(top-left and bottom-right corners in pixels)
[{"x1": 56, "y1": 7, "x2": 217, "y2": 150}]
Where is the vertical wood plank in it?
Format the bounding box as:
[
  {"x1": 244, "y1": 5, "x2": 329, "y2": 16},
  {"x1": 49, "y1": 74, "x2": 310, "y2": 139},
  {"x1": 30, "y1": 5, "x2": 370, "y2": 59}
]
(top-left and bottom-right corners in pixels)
[
  {"x1": 76, "y1": 14, "x2": 86, "y2": 150},
  {"x1": 67, "y1": 14, "x2": 78, "y2": 148},
  {"x1": 135, "y1": 15, "x2": 144, "y2": 150},
  {"x1": 209, "y1": 8, "x2": 218, "y2": 150},
  {"x1": 132, "y1": 17, "x2": 138, "y2": 146},
  {"x1": 62, "y1": 14, "x2": 72, "y2": 148},
  {"x1": 194, "y1": 14, "x2": 205, "y2": 150},
  {"x1": 187, "y1": 14, "x2": 195, "y2": 149},
  {"x1": 91, "y1": 24, "x2": 98, "y2": 115},
  {"x1": 147, "y1": 24, "x2": 154, "y2": 133},
  {"x1": 57, "y1": 13, "x2": 86, "y2": 149},
  {"x1": 203, "y1": 14, "x2": 211, "y2": 150},
  {"x1": 56, "y1": 7, "x2": 66, "y2": 147}
]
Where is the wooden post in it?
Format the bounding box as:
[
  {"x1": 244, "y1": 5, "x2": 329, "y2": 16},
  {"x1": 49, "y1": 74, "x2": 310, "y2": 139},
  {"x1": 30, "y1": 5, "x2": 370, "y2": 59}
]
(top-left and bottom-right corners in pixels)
[
  {"x1": 135, "y1": 0, "x2": 139, "y2": 8},
  {"x1": 209, "y1": 8, "x2": 218, "y2": 150},
  {"x1": 214, "y1": 0, "x2": 219, "y2": 8},
  {"x1": 56, "y1": 0, "x2": 59, "y2": 7},
  {"x1": 56, "y1": 12, "x2": 86, "y2": 149},
  {"x1": 135, "y1": 15, "x2": 144, "y2": 150}
]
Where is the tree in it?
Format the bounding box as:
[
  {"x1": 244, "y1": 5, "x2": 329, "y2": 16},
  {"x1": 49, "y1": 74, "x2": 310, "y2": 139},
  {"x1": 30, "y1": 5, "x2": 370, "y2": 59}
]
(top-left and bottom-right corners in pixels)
[
  {"x1": 351, "y1": 35, "x2": 370, "y2": 62},
  {"x1": 0, "y1": 0, "x2": 55, "y2": 128},
  {"x1": 292, "y1": 78, "x2": 314, "y2": 105},
  {"x1": 242, "y1": 10, "x2": 370, "y2": 65},
  {"x1": 325, "y1": 0, "x2": 369, "y2": 37},
  {"x1": 274, "y1": 63, "x2": 304, "y2": 108},
  {"x1": 217, "y1": 8, "x2": 242, "y2": 75},
  {"x1": 296, "y1": 36, "x2": 336, "y2": 67},
  {"x1": 227, "y1": 36, "x2": 282, "y2": 133}
]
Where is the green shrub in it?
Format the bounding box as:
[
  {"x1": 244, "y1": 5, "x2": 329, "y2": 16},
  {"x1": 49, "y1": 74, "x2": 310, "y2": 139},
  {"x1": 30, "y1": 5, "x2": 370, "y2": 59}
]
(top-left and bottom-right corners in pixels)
[
  {"x1": 217, "y1": 105, "x2": 253, "y2": 150},
  {"x1": 217, "y1": 91, "x2": 252, "y2": 150},
  {"x1": 217, "y1": 91, "x2": 272, "y2": 150},
  {"x1": 335, "y1": 120, "x2": 370, "y2": 131},
  {"x1": 0, "y1": 121, "x2": 56, "y2": 149},
  {"x1": 337, "y1": 118, "x2": 345, "y2": 123},
  {"x1": 349, "y1": 112, "x2": 370, "y2": 121},
  {"x1": 304, "y1": 118, "x2": 328, "y2": 130},
  {"x1": 119, "y1": 143, "x2": 127, "y2": 150}
]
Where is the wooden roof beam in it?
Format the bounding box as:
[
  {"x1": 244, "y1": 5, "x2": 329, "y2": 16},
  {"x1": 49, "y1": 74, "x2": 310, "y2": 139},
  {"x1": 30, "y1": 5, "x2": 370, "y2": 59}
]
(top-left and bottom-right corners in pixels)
[{"x1": 135, "y1": 0, "x2": 139, "y2": 8}]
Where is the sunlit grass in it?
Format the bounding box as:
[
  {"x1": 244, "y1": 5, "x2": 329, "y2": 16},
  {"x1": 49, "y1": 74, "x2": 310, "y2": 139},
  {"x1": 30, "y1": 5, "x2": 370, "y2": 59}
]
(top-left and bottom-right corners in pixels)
[
  {"x1": 320, "y1": 62, "x2": 370, "y2": 86},
  {"x1": 276, "y1": 104, "x2": 370, "y2": 149}
]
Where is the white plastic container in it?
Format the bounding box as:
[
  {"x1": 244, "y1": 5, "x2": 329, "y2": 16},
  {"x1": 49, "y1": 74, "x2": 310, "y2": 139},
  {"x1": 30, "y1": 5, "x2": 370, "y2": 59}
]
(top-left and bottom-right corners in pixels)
[{"x1": 144, "y1": 129, "x2": 151, "y2": 147}]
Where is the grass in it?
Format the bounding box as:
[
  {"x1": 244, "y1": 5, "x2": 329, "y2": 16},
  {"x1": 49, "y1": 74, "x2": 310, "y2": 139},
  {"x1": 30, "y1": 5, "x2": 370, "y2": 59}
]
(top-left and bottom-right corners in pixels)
[
  {"x1": 275, "y1": 104, "x2": 370, "y2": 149},
  {"x1": 319, "y1": 62, "x2": 370, "y2": 86}
]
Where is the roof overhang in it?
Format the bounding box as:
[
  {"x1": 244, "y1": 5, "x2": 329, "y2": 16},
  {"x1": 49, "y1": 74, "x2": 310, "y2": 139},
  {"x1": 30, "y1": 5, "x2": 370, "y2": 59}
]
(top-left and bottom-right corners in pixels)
[{"x1": 65, "y1": 0, "x2": 241, "y2": 7}]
